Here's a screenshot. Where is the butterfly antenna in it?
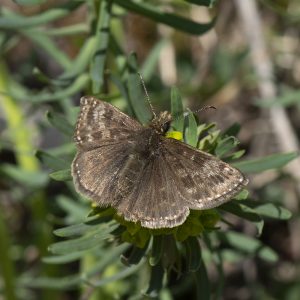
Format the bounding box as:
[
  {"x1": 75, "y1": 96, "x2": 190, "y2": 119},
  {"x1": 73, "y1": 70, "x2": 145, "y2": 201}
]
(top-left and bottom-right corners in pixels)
[
  {"x1": 172, "y1": 106, "x2": 216, "y2": 123},
  {"x1": 192, "y1": 105, "x2": 217, "y2": 114},
  {"x1": 138, "y1": 72, "x2": 157, "y2": 118}
]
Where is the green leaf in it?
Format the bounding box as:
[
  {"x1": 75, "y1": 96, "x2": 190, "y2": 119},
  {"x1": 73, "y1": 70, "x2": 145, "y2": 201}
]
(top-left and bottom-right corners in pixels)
[
  {"x1": 114, "y1": 0, "x2": 216, "y2": 35},
  {"x1": 185, "y1": 236, "x2": 202, "y2": 272},
  {"x1": 18, "y1": 74, "x2": 89, "y2": 103},
  {"x1": 42, "y1": 252, "x2": 86, "y2": 264},
  {"x1": 141, "y1": 39, "x2": 168, "y2": 81},
  {"x1": 90, "y1": 0, "x2": 112, "y2": 93},
  {"x1": 184, "y1": 0, "x2": 217, "y2": 7},
  {"x1": 19, "y1": 274, "x2": 81, "y2": 290},
  {"x1": 220, "y1": 202, "x2": 264, "y2": 236},
  {"x1": 0, "y1": 164, "x2": 48, "y2": 187},
  {"x1": 43, "y1": 23, "x2": 88, "y2": 36},
  {"x1": 233, "y1": 152, "x2": 299, "y2": 173},
  {"x1": 46, "y1": 143, "x2": 75, "y2": 158},
  {"x1": 224, "y1": 149, "x2": 245, "y2": 161},
  {"x1": 22, "y1": 29, "x2": 72, "y2": 69},
  {"x1": 254, "y1": 203, "x2": 292, "y2": 220},
  {"x1": 47, "y1": 111, "x2": 74, "y2": 137},
  {"x1": 198, "y1": 128, "x2": 220, "y2": 152},
  {"x1": 215, "y1": 136, "x2": 239, "y2": 158},
  {"x1": 198, "y1": 123, "x2": 216, "y2": 137},
  {"x1": 32, "y1": 67, "x2": 59, "y2": 86},
  {"x1": 83, "y1": 242, "x2": 131, "y2": 279},
  {"x1": 199, "y1": 209, "x2": 220, "y2": 228},
  {"x1": 233, "y1": 189, "x2": 249, "y2": 200},
  {"x1": 185, "y1": 111, "x2": 198, "y2": 147},
  {"x1": 126, "y1": 53, "x2": 152, "y2": 124},
  {"x1": 0, "y1": 3, "x2": 82, "y2": 29},
  {"x1": 220, "y1": 249, "x2": 244, "y2": 263},
  {"x1": 145, "y1": 263, "x2": 164, "y2": 297},
  {"x1": 121, "y1": 244, "x2": 149, "y2": 266},
  {"x1": 121, "y1": 227, "x2": 151, "y2": 249},
  {"x1": 31, "y1": 243, "x2": 130, "y2": 289},
  {"x1": 175, "y1": 219, "x2": 200, "y2": 242},
  {"x1": 49, "y1": 223, "x2": 119, "y2": 254},
  {"x1": 35, "y1": 150, "x2": 70, "y2": 171},
  {"x1": 60, "y1": 37, "x2": 96, "y2": 80},
  {"x1": 193, "y1": 257, "x2": 210, "y2": 300},
  {"x1": 240, "y1": 201, "x2": 292, "y2": 220},
  {"x1": 110, "y1": 74, "x2": 131, "y2": 111},
  {"x1": 171, "y1": 87, "x2": 184, "y2": 132},
  {"x1": 49, "y1": 169, "x2": 72, "y2": 181},
  {"x1": 213, "y1": 251, "x2": 224, "y2": 299},
  {"x1": 219, "y1": 231, "x2": 278, "y2": 262},
  {"x1": 13, "y1": 0, "x2": 47, "y2": 6},
  {"x1": 256, "y1": 89, "x2": 300, "y2": 108},
  {"x1": 56, "y1": 196, "x2": 90, "y2": 222},
  {"x1": 222, "y1": 123, "x2": 241, "y2": 137},
  {"x1": 53, "y1": 218, "x2": 114, "y2": 238},
  {"x1": 88, "y1": 259, "x2": 144, "y2": 287},
  {"x1": 49, "y1": 235, "x2": 102, "y2": 255},
  {"x1": 149, "y1": 235, "x2": 163, "y2": 266}
]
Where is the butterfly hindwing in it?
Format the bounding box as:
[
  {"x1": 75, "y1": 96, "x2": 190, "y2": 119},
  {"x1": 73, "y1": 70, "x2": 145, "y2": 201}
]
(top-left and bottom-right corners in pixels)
[
  {"x1": 72, "y1": 143, "x2": 132, "y2": 206},
  {"x1": 116, "y1": 153, "x2": 189, "y2": 228}
]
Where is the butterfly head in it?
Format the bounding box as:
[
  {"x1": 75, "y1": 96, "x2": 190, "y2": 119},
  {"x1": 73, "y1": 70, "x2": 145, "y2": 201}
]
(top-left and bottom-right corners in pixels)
[{"x1": 149, "y1": 111, "x2": 173, "y2": 134}]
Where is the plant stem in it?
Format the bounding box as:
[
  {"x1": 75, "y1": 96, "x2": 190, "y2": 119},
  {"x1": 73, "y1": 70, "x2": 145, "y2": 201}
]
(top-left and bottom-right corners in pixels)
[
  {"x1": 0, "y1": 61, "x2": 57, "y2": 300},
  {"x1": 0, "y1": 209, "x2": 17, "y2": 300}
]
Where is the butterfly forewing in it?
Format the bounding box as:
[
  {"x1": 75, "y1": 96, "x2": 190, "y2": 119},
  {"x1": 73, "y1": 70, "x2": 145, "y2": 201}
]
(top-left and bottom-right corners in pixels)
[
  {"x1": 74, "y1": 96, "x2": 142, "y2": 150},
  {"x1": 161, "y1": 138, "x2": 248, "y2": 210},
  {"x1": 73, "y1": 96, "x2": 142, "y2": 204}
]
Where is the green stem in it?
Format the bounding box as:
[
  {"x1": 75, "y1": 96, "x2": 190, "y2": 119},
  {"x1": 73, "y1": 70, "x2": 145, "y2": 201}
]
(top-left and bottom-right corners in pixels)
[
  {"x1": 0, "y1": 62, "x2": 39, "y2": 171},
  {"x1": 0, "y1": 2, "x2": 82, "y2": 29},
  {"x1": 0, "y1": 61, "x2": 57, "y2": 300},
  {"x1": 0, "y1": 210, "x2": 17, "y2": 300},
  {"x1": 81, "y1": 254, "x2": 102, "y2": 300},
  {"x1": 90, "y1": 0, "x2": 112, "y2": 93}
]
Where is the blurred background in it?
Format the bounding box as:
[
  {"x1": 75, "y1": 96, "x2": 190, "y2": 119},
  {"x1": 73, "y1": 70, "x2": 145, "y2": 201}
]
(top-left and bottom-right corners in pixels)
[{"x1": 1, "y1": 0, "x2": 300, "y2": 299}]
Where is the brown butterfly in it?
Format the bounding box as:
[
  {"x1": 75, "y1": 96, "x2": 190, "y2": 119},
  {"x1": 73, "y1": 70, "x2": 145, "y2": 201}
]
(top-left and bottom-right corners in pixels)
[{"x1": 72, "y1": 96, "x2": 248, "y2": 229}]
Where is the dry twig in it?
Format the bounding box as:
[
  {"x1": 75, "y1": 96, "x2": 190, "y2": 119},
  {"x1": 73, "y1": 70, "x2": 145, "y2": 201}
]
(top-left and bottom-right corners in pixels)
[{"x1": 235, "y1": 0, "x2": 300, "y2": 260}]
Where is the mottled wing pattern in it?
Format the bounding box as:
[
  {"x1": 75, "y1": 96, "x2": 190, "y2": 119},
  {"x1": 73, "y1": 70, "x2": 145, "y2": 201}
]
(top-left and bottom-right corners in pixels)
[
  {"x1": 161, "y1": 138, "x2": 248, "y2": 210},
  {"x1": 72, "y1": 141, "x2": 139, "y2": 207},
  {"x1": 74, "y1": 96, "x2": 142, "y2": 150},
  {"x1": 72, "y1": 96, "x2": 143, "y2": 205},
  {"x1": 116, "y1": 153, "x2": 189, "y2": 228},
  {"x1": 72, "y1": 96, "x2": 248, "y2": 229},
  {"x1": 73, "y1": 138, "x2": 189, "y2": 229}
]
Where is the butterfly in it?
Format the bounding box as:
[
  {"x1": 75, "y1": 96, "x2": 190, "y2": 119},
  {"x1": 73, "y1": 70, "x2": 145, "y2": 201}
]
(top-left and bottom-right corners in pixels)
[{"x1": 71, "y1": 96, "x2": 248, "y2": 229}]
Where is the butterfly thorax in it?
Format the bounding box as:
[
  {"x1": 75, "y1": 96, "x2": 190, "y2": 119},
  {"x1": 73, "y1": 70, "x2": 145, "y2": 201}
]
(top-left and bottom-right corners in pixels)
[
  {"x1": 134, "y1": 128, "x2": 162, "y2": 159},
  {"x1": 149, "y1": 111, "x2": 172, "y2": 135}
]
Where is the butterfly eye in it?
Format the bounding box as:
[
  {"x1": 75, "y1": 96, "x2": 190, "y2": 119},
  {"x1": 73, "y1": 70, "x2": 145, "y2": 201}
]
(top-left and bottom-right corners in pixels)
[{"x1": 162, "y1": 122, "x2": 170, "y2": 133}]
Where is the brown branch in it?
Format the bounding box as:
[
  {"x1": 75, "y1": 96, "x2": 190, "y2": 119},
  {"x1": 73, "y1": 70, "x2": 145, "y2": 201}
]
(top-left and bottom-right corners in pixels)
[
  {"x1": 235, "y1": 0, "x2": 300, "y2": 179},
  {"x1": 235, "y1": 0, "x2": 300, "y2": 260}
]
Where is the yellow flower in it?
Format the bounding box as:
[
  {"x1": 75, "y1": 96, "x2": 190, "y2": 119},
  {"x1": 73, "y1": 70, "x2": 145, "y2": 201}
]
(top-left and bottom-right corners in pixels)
[{"x1": 165, "y1": 131, "x2": 183, "y2": 141}]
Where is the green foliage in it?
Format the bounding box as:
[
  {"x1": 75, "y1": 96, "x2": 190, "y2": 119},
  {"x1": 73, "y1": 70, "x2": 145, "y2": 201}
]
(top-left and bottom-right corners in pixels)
[
  {"x1": 185, "y1": 0, "x2": 217, "y2": 6},
  {"x1": 0, "y1": 1, "x2": 298, "y2": 300},
  {"x1": 114, "y1": 0, "x2": 216, "y2": 35},
  {"x1": 36, "y1": 86, "x2": 293, "y2": 297},
  {"x1": 233, "y1": 152, "x2": 299, "y2": 173}
]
